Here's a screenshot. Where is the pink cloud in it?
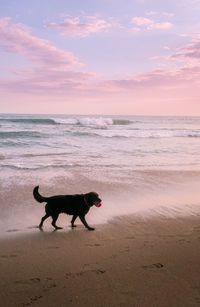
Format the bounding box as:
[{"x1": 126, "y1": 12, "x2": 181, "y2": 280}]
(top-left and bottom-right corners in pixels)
[
  {"x1": 131, "y1": 17, "x2": 153, "y2": 26},
  {"x1": 172, "y1": 38, "x2": 200, "y2": 61},
  {"x1": 148, "y1": 22, "x2": 173, "y2": 30},
  {"x1": 103, "y1": 39, "x2": 200, "y2": 92},
  {"x1": 0, "y1": 17, "x2": 97, "y2": 95},
  {"x1": 0, "y1": 68, "x2": 95, "y2": 94},
  {"x1": 108, "y1": 66, "x2": 200, "y2": 90},
  {"x1": 47, "y1": 16, "x2": 114, "y2": 37},
  {"x1": 0, "y1": 17, "x2": 81, "y2": 68},
  {"x1": 131, "y1": 16, "x2": 173, "y2": 31},
  {"x1": 0, "y1": 17, "x2": 199, "y2": 105}
]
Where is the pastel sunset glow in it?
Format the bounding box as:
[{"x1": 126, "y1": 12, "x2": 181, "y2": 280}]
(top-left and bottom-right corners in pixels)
[{"x1": 0, "y1": 0, "x2": 200, "y2": 115}]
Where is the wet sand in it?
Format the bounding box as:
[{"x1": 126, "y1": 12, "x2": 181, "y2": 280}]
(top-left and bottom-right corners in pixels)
[{"x1": 1, "y1": 215, "x2": 200, "y2": 307}]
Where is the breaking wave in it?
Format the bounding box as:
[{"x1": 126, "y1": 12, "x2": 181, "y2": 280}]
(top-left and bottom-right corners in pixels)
[
  {"x1": 53, "y1": 117, "x2": 114, "y2": 126},
  {"x1": 0, "y1": 116, "x2": 133, "y2": 127}
]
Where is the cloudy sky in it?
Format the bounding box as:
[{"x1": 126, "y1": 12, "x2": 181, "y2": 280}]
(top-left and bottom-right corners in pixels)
[{"x1": 0, "y1": 0, "x2": 200, "y2": 115}]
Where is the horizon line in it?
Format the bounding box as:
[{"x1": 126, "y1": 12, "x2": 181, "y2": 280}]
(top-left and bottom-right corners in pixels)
[{"x1": 0, "y1": 112, "x2": 200, "y2": 118}]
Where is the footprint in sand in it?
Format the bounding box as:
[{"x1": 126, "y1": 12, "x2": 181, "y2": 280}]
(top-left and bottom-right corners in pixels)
[
  {"x1": 65, "y1": 269, "x2": 106, "y2": 279},
  {"x1": 16, "y1": 277, "x2": 56, "y2": 306},
  {"x1": 22, "y1": 295, "x2": 43, "y2": 306},
  {"x1": 43, "y1": 283, "x2": 57, "y2": 291},
  {"x1": 95, "y1": 269, "x2": 106, "y2": 274},
  {"x1": 14, "y1": 278, "x2": 41, "y2": 285},
  {"x1": 86, "y1": 243, "x2": 101, "y2": 247},
  {"x1": 142, "y1": 263, "x2": 164, "y2": 269}
]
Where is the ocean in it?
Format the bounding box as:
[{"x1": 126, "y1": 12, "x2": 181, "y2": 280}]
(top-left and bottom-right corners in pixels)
[{"x1": 1, "y1": 114, "x2": 200, "y2": 234}]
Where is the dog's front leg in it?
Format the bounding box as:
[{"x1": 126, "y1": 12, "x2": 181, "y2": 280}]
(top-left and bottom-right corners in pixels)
[
  {"x1": 71, "y1": 215, "x2": 78, "y2": 228},
  {"x1": 79, "y1": 215, "x2": 95, "y2": 231}
]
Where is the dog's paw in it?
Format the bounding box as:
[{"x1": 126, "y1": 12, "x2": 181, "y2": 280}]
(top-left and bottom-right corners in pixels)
[
  {"x1": 88, "y1": 227, "x2": 95, "y2": 231},
  {"x1": 54, "y1": 226, "x2": 63, "y2": 230},
  {"x1": 71, "y1": 225, "x2": 77, "y2": 228}
]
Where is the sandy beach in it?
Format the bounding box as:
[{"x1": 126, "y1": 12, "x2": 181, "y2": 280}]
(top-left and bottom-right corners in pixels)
[
  {"x1": 1, "y1": 215, "x2": 200, "y2": 307},
  {"x1": 1, "y1": 115, "x2": 200, "y2": 306}
]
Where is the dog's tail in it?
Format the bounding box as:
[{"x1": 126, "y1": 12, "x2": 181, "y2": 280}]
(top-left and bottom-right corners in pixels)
[{"x1": 33, "y1": 186, "x2": 48, "y2": 203}]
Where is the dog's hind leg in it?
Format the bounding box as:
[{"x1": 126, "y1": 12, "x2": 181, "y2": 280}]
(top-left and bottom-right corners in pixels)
[
  {"x1": 71, "y1": 215, "x2": 78, "y2": 228},
  {"x1": 52, "y1": 214, "x2": 62, "y2": 230},
  {"x1": 39, "y1": 213, "x2": 50, "y2": 229}
]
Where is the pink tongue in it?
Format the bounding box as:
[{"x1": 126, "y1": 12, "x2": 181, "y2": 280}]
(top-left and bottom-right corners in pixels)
[{"x1": 95, "y1": 202, "x2": 102, "y2": 208}]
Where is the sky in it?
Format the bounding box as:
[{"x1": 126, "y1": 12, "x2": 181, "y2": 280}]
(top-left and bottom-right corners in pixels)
[{"x1": 0, "y1": 0, "x2": 200, "y2": 115}]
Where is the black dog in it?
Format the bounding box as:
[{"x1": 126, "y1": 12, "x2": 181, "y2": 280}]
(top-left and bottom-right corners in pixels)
[{"x1": 33, "y1": 186, "x2": 102, "y2": 231}]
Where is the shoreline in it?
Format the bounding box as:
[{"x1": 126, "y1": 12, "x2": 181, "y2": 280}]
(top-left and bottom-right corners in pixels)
[
  {"x1": 1, "y1": 215, "x2": 200, "y2": 306},
  {"x1": 1, "y1": 169, "x2": 200, "y2": 235}
]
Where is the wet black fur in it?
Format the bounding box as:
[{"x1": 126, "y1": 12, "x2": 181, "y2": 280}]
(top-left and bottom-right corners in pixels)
[{"x1": 33, "y1": 186, "x2": 101, "y2": 231}]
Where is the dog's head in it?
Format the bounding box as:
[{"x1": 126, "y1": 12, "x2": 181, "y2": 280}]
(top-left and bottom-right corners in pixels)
[{"x1": 85, "y1": 192, "x2": 102, "y2": 208}]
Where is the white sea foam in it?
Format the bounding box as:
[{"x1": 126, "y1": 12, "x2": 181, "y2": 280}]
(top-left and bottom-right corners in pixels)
[
  {"x1": 1, "y1": 114, "x2": 200, "y2": 171},
  {"x1": 53, "y1": 116, "x2": 113, "y2": 127}
]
